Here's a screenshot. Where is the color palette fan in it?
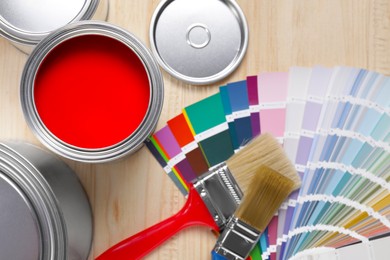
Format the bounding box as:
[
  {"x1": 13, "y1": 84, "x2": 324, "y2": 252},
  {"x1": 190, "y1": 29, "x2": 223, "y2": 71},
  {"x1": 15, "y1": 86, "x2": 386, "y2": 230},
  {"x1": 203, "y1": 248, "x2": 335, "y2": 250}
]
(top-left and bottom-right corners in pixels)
[{"x1": 146, "y1": 66, "x2": 390, "y2": 260}]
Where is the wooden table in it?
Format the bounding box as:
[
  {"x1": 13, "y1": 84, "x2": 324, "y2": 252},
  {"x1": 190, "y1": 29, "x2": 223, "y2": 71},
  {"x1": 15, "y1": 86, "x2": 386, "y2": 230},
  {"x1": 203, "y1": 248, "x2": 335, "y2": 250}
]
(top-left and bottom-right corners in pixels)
[{"x1": 1, "y1": 0, "x2": 389, "y2": 259}]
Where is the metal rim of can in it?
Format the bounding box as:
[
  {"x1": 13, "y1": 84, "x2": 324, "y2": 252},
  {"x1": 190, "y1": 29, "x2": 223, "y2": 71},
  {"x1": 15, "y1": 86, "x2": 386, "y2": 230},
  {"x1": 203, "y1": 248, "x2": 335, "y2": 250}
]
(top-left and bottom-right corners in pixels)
[
  {"x1": 0, "y1": 0, "x2": 101, "y2": 46},
  {"x1": 0, "y1": 143, "x2": 69, "y2": 260},
  {"x1": 20, "y1": 21, "x2": 164, "y2": 163},
  {"x1": 149, "y1": 0, "x2": 249, "y2": 85}
]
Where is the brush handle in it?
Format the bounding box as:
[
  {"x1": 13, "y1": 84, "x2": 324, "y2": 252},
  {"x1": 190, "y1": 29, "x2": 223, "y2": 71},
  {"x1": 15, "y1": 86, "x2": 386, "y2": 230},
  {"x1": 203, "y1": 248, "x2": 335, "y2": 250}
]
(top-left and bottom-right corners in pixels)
[{"x1": 96, "y1": 185, "x2": 219, "y2": 260}]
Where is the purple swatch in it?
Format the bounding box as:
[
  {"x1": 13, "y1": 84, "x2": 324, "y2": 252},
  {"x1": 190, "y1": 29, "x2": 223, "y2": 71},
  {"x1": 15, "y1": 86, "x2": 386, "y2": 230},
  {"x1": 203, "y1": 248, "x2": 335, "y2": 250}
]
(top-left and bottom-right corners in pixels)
[
  {"x1": 247, "y1": 75, "x2": 261, "y2": 136},
  {"x1": 296, "y1": 136, "x2": 314, "y2": 165}
]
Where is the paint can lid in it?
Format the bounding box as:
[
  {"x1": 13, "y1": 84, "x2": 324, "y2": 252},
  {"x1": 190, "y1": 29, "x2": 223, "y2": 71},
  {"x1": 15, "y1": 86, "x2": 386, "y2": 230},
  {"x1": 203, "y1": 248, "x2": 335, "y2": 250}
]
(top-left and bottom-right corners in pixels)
[
  {"x1": 0, "y1": 0, "x2": 99, "y2": 45},
  {"x1": 0, "y1": 143, "x2": 68, "y2": 260},
  {"x1": 0, "y1": 172, "x2": 41, "y2": 259},
  {"x1": 150, "y1": 0, "x2": 248, "y2": 85}
]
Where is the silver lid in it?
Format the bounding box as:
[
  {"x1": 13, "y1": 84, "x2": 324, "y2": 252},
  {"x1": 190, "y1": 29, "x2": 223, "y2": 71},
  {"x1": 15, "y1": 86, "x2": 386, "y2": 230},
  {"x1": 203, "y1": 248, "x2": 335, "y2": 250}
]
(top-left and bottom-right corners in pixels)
[
  {"x1": 150, "y1": 0, "x2": 248, "y2": 85},
  {"x1": 0, "y1": 172, "x2": 40, "y2": 260},
  {"x1": 0, "y1": 0, "x2": 99, "y2": 45},
  {"x1": 0, "y1": 143, "x2": 68, "y2": 260}
]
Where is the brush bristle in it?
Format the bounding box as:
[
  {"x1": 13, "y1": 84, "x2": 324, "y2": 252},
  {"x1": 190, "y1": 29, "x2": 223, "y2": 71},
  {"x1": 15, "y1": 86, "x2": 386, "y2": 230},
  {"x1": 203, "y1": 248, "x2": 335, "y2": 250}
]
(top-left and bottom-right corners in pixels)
[
  {"x1": 226, "y1": 133, "x2": 301, "y2": 194},
  {"x1": 235, "y1": 165, "x2": 296, "y2": 232}
]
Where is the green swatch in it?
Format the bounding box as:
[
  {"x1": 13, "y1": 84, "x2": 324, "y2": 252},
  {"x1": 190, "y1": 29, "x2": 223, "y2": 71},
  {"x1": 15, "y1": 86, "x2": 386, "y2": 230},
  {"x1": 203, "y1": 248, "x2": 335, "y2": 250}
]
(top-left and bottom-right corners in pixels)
[{"x1": 184, "y1": 93, "x2": 234, "y2": 167}]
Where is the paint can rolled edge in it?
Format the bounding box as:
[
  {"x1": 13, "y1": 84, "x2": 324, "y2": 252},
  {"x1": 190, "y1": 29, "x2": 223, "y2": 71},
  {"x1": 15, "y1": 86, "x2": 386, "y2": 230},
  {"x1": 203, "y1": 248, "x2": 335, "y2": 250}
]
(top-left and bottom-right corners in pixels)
[
  {"x1": 0, "y1": 141, "x2": 93, "y2": 260},
  {"x1": 20, "y1": 21, "x2": 164, "y2": 163},
  {"x1": 0, "y1": 0, "x2": 109, "y2": 53}
]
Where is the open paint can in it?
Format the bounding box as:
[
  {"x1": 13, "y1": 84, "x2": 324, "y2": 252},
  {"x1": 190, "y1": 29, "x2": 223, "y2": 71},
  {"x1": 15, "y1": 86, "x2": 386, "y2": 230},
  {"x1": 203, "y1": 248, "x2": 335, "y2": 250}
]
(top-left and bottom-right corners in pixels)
[
  {"x1": 150, "y1": 0, "x2": 248, "y2": 85},
  {"x1": 0, "y1": 0, "x2": 109, "y2": 53},
  {"x1": 0, "y1": 142, "x2": 92, "y2": 260},
  {"x1": 21, "y1": 21, "x2": 164, "y2": 163}
]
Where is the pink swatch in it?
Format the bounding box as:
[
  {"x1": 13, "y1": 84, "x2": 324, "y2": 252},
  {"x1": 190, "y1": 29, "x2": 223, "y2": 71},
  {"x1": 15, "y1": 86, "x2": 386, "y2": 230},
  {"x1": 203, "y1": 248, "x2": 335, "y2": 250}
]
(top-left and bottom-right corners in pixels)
[{"x1": 258, "y1": 72, "x2": 289, "y2": 138}]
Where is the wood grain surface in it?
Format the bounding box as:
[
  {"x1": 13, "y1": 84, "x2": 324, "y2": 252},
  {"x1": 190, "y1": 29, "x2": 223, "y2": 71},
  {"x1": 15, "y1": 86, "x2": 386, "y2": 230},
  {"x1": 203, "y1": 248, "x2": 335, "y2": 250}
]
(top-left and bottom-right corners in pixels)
[{"x1": 1, "y1": 0, "x2": 389, "y2": 259}]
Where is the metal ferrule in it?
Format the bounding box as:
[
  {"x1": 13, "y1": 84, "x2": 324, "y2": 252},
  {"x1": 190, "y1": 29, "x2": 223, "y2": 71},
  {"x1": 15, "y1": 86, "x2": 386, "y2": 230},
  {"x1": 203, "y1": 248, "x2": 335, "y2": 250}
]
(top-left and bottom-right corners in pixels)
[
  {"x1": 193, "y1": 163, "x2": 243, "y2": 228},
  {"x1": 213, "y1": 217, "x2": 262, "y2": 260}
]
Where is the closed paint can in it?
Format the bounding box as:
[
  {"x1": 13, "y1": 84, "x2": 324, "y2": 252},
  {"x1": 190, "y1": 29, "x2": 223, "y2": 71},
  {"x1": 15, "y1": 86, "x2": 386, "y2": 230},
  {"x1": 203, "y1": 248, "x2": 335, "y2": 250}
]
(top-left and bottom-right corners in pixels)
[
  {"x1": 0, "y1": 0, "x2": 109, "y2": 53},
  {"x1": 21, "y1": 21, "x2": 164, "y2": 163},
  {"x1": 0, "y1": 141, "x2": 92, "y2": 260}
]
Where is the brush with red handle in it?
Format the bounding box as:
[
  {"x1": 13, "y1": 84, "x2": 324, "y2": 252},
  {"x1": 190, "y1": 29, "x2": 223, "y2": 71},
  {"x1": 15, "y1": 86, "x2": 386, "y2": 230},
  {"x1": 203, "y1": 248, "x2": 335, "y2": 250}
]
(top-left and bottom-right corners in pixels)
[
  {"x1": 96, "y1": 133, "x2": 299, "y2": 260},
  {"x1": 97, "y1": 182, "x2": 218, "y2": 259}
]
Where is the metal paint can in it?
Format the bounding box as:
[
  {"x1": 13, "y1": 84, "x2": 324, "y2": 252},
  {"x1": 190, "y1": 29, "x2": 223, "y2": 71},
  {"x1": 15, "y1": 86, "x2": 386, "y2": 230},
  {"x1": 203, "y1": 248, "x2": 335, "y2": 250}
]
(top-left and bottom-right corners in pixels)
[
  {"x1": 150, "y1": 0, "x2": 248, "y2": 85},
  {"x1": 21, "y1": 21, "x2": 164, "y2": 163},
  {"x1": 0, "y1": 0, "x2": 109, "y2": 53},
  {"x1": 0, "y1": 141, "x2": 92, "y2": 260}
]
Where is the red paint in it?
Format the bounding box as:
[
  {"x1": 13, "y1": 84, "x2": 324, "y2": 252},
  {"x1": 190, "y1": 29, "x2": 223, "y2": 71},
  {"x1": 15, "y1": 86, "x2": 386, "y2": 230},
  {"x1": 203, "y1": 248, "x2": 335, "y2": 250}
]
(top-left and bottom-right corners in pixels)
[{"x1": 34, "y1": 35, "x2": 150, "y2": 149}]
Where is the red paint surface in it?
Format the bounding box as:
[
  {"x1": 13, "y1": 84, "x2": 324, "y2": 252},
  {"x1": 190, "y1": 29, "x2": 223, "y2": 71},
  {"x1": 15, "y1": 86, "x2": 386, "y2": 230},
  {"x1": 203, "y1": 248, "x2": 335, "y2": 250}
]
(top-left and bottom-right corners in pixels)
[{"x1": 34, "y1": 35, "x2": 150, "y2": 149}]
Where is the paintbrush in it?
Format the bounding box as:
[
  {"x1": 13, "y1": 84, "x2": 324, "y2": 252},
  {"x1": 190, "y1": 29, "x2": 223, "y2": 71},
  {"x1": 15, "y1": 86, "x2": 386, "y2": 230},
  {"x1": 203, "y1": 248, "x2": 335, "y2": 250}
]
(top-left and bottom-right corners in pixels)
[
  {"x1": 96, "y1": 133, "x2": 298, "y2": 260},
  {"x1": 212, "y1": 165, "x2": 300, "y2": 260}
]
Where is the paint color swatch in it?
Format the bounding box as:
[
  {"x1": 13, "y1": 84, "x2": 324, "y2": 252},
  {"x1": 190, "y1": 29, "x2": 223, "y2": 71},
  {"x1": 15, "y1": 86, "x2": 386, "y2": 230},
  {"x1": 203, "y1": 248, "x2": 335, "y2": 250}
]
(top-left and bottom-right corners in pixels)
[
  {"x1": 183, "y1": 93, "x2": 234, "y2": 167},
  {"x1": 257, "y1": 71, "x2": 290, "y2": 259},
  {"x1": 145, "y1": 66, "x2": 390, "y2": 260},
  {"x1": 153, "y1": 126, "x2": 197, "y2": 183},
  {"x1": 280, "y1": 67, "x2": 390, "y2": 260},
  {"x1": 226, "y1": 80, "x2": 253, "y2": 147},
  {"x1": 247, "y1": 75, "x2": 261, "y2": 136},
  {"x1": 167, "y1": 113, "x2": 209, "y2": 177},
  {"x1": 258, "y1": 72, "x2": 289, "y2": 139},
  {"x1": 145, "y1": 137, "x2": 188, "y2": 195}
]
